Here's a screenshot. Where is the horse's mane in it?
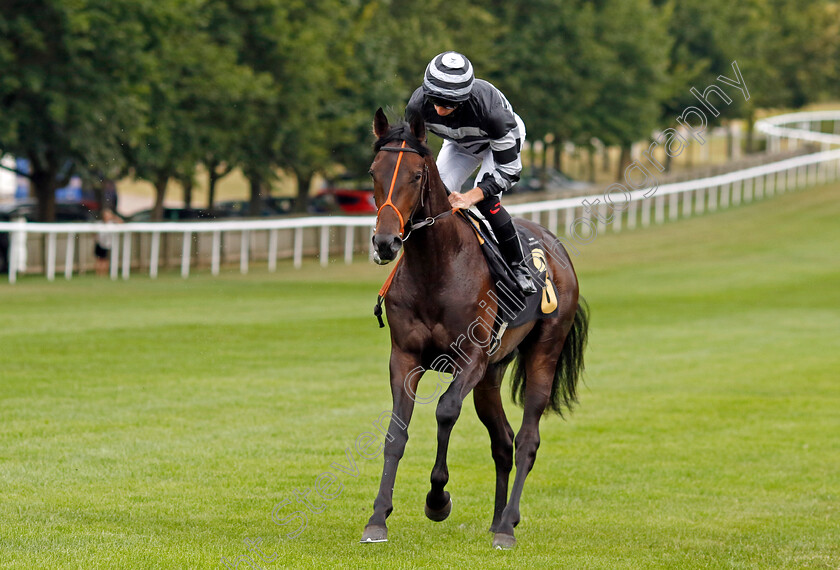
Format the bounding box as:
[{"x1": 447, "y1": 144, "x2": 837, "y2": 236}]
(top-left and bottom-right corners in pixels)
[{"x1": 374, "y1": 122, "x2": 432, "y2": 157}]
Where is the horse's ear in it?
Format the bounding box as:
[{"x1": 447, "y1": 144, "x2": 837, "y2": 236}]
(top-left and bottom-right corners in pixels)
[
  {"x1": 373, "y1": 107, "x2": 389, "y2": 139},
  {"x1": 408, "y1": 110, "x2": 426, "y2": 142}
]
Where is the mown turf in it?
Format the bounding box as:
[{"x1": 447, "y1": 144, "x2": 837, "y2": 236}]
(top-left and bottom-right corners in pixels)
[{"x1": 1, "y1": 182, "x2": 838, "y2": 569}]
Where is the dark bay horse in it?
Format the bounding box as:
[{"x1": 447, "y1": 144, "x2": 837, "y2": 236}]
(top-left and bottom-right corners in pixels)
[{"x1": 361, "y1": 108, "x2": 589, "y2": 549}]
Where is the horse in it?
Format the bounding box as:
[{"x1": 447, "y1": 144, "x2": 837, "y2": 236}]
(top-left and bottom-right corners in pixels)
[{"x1": 361, "y1": 108, "x2": 589, "y2": 549}]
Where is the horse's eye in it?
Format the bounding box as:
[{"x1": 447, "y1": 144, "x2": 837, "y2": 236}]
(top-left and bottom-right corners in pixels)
[
  {"x1": 368, "y1": 169, "x2": 375, "y2": 178},
  {"x1": 413, "y1": 172, "x2": 422, "y2": 181}
]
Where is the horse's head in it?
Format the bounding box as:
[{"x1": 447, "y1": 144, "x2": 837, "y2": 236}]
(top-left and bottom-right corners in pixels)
[{"x1": 370, "y1": 107, "x2": 431, "y2": 265}]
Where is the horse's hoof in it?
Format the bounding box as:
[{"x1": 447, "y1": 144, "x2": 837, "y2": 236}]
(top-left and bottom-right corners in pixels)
[
  {"x1": 492, "y1": 532, "x2": 516, "y2": 549},
  {"x1": 360, "y1": 525, "x2": 388, "y2": 543},
  {"x1": 424, "y1": 496, "x2": 453, "y2": 522}
]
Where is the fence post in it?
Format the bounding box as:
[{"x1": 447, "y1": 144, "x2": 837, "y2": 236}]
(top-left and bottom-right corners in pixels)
[
  {"x1": 46, "y1": 232, "x2": 57, "y2": 281},
  {"x1": 268, "y1": 229, "x2": 278, "y2": 272},
  {"x1": 150, "y1": 231, "x2": 161, "y2": 279},
  {"x1": 708, "y1": 185, "x2": 718, "y2": 212},
  {"x1": 722, "y1": 183, "x2": 733, "y2": 208},
  {"x1": 564, "y1": 207, "x2": 575, "y2": 236},
  {"x1": 122, "y1": 231, "x2": 132, "y2": 280},
  {"x1": 344, "y1": 226, "x2": 354, "y2": 265},
  {"x1": 181, "y1": 231, "x2": 192, "y2": 278},
  {"x1": 8, "y1": 227, "x2": 20, "y2": 284},
  {"x1": 65, "y1": 232, "x2": 75, "y2": 280},
  {"x1": 110, "y1": 231, "x2": 120, "y2": 281},
  {"x1": 320, "y1": 225, "x2": 330, "y2": 268},
  {"x1": 682, "y1": 189, "x2": 691, "y2": 218},
  {"x1": 212, "y1": 230, "x2": 221, "y2": 276},
  {"x1": 597, "y1": 204, "x2": 608, "y2": 232},
  {"x1": 627, "y1": 201, "x2": 638, "y2": 230},
  {"x1": 294, "y1": 227, "x2": 304, "y2": 268},
  {"x1": 240, "y1": 230, "x2": 249, "y2": 274}
]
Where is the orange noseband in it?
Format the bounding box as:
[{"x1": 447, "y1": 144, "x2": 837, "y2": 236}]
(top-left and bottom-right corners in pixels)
[{"x1": 376, "y1": 141, "x2": 409, "y2": 237}]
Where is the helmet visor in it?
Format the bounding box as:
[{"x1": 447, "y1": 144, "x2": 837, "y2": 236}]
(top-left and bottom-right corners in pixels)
[{"x1": 426, "y1": 96, "x2": 460, "y2": 110}]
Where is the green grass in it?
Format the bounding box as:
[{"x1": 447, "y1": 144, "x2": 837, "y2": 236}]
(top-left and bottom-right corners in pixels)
[{"x1": 1, "y1": 182, "x2": 839, "y2": 569}]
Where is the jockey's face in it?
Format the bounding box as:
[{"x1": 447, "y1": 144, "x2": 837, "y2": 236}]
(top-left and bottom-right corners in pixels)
[{"x1": 433, "y1": 105, "x2": 457, "y2": 117}]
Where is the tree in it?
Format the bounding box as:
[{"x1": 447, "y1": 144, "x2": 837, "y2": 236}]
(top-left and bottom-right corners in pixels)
[
  {"x1": 587, "y1": 0, "x2": 671, "y2": 179},
  {"x1": 0, "y1": 0, "x2": 149, "y2": 221},
  {"x1": 119, "y1": 0, "x2": 260, "y2": 220}
]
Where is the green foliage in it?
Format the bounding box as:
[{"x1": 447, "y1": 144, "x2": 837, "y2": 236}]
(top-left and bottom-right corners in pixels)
[
  {"x1": 1, "y1": 0, "x2": 837, "y2": 218},
  {"x1": 587, "y1": 0, "x2": 671, "y2": 147},
  {"x1": 119, "y1": 0, "x2": 264, "y2": 218},
  {"x1": 487, "y1": 0, "x2": 604, "y2": 142},
  {"x1": 0, "y1": 0, "x2": 150, "y2": 219}
]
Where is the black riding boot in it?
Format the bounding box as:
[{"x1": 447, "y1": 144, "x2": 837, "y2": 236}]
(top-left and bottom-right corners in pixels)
[{"x1": 497, "y1": 223, "x2": 538, "y2": 296}]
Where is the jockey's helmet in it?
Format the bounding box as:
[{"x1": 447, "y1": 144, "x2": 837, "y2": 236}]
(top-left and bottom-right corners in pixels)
[{"x1": 423, "y1": 52, "x2": 474, "y2": 105}]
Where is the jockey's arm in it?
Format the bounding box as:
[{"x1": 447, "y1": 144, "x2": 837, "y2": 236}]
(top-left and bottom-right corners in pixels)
[
  {"x1": 448, "y1": 116, "x2": 521, "y2": 210},
  {"x1": 448, "y1": 187, "x2": 485, "y2": 209}
]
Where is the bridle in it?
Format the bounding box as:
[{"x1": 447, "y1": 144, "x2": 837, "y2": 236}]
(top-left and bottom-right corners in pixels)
[{"x1": 376, "y1": 141, "x2": 454, "y2": 241}]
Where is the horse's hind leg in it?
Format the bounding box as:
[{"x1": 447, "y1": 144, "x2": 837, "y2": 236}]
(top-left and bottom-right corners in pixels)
[
  {"x1": 493, "y1": 323, "x2": 568, "y2": 549},
  {"x1": 473, "y1": 363, "x2": 514, "y2": 532}
]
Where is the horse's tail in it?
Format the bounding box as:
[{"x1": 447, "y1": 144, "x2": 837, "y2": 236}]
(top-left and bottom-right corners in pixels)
[{"x1": 510, "y1": 297, "x2": 590, "y2": 417}]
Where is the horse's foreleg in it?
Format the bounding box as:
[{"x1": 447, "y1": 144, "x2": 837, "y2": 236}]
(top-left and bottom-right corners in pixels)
[
  {"x1": 473, "y1": 365, "x2": 514, "y2": 533},
  {"x1": 425, "y1": 359, "x2": 488, "y2": 520},
  {"x1": 362, "y1": 351, "x2": 423, "y2": 543}
]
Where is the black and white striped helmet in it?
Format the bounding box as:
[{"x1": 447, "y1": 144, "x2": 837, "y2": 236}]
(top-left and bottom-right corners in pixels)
[{"x1": 422, "y1": 52, "x2": 474, "y2": 103}]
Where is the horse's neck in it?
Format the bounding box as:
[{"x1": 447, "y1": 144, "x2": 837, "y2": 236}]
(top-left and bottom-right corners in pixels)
[{"x1": 400, "y1": 160, "x2": 476, "y2": 284}]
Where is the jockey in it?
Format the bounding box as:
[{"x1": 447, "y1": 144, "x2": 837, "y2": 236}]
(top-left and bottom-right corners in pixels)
[{"x1": 406, "y1": 51, "x2": 538, "y2": 296}]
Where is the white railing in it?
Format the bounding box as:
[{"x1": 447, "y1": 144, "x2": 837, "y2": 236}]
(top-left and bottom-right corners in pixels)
[
  {"x1": 2, "y1": 110, "x2": 839, "y2": 284},
  {"x1": 757, "y1": 110, "x2": 840, "y2": 152}
]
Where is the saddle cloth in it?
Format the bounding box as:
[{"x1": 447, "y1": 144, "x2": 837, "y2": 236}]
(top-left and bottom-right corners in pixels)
[{"x1": 457, "y1": 210, "x2": 560, "y2": 330}]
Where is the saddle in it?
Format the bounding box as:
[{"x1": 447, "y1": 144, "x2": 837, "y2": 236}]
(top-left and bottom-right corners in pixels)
[{"x1": 456, "y1": 210, "x2": 560, "y2": 331}]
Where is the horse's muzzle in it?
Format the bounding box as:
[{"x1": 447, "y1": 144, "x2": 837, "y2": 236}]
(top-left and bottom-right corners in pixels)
[{"x1": 372, "y1": 233, "x2": 403, "y2": 265}]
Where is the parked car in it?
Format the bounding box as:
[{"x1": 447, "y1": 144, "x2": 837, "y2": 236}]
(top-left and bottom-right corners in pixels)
[
  {"x1": 516, "y1": 168, "x2": 591, "y2": 193},
  {"x1": 0, "y1": 200, "x2": 97, "y2": 222},
  {"x1": 215, "y1": 197, "x2": 295, "y2": 218},
  {"x1": 128, "y1": 207, "x2": 217, "y2": 222},
  {"x1": 309, "y1": 188, "x2": 376, "y2": 214}
]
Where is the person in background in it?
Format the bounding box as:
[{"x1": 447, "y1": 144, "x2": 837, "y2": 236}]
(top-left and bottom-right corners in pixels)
[
  {"x1": 0, "y1": 227, "x2": 8, "y2": 274},
  {"x1": 95, "y1": 209, "x2": 121, "y2": 276}
]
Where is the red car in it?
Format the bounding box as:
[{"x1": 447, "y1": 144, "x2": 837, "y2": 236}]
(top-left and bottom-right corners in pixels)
[{"x1": 310, "y1": 188, "x2": 376, "y2": 214}]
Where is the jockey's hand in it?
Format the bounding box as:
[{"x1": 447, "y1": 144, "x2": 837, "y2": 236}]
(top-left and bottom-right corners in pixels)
[{"x1": 448, "y1": 187, "x2": 484, "y2": 210}]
